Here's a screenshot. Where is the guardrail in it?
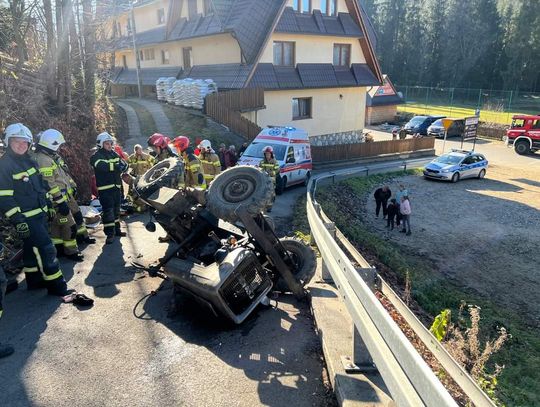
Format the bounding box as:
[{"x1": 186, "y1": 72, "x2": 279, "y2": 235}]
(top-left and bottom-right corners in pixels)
[{"x1": 306, "y1": 163, "x2": 496, "y2": 407}]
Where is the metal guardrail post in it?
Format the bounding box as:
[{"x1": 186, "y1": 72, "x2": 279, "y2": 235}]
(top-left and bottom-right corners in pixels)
[{"x1": 322, "y1": 221, "x2": 336, "y2": 282}]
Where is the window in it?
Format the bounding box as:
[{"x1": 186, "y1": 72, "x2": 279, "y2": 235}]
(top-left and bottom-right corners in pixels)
[
  {"x1": 286, "y1": 147, "x2": 295, "y2": 163},
  {"x1": 273, "y1": 41, "x2": 295, "y2": 66},
  {"x1": 122, "y1": 55, "x2": 127, "y2": 68},
  {"x1": 292, "y1": 97, "x2": 312, "y2": 120},
  {"x1": 143, "y1": 48, "x2": 155, "y2": 60},
  {"x1": 126, "y1": 18, "x2": 132, "y2": 34},
  {"x1": 161, "y1": 50, "x2": 170, "y2": 65},
  {"x1": 183, "y1": 47, "x2": 192, "y2": 70},
  {"x1": 157, "y1": 8, "x2": 165, "y2": 24},
  {"x1": 333, "y1": 44, "x2": 351, "y2": 66},
  {"x1": 320, "y1": 0, "x2": 337, "y2": 16},
  {"x1": 117, "y1": 21, "x2": 122, "y2": 37},
  {"x1": 139, "y1": 50, "x2": 144, "y2": 61},
  {"x1": 188, "y1": 0, "x2": 197, "y2": 19},
  {"x1": 293, "y1": 0, "x2": 311, "y2": 13},
  {"x1": 533, "y1": 120, "x2": 540, "y2": 129}
]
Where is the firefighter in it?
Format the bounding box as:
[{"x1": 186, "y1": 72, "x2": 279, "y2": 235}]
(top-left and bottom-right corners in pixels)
[
  {"x1": 0, "y1": 123, "x2": 69, "y2": 296},
  {"x1": 90, "y1": 132, "x2": 128, "y2": 244},
  {"x1": 0, "y1": 243, "x2": 14, "y2": 358},
  {"x1": 172, "y1": 136, "x2": 205, "y2": 188},
  {"x1": 33, "y1": 129, "x2": 95, "y2": 261},
  {"x1": 147, "y1": 133, "x2": 173, "y2": 162},
  {"x1": 197, "y1": 139, "x2": 221, "y2": 187},
  {"x1": 128, "y1": 144, "x2": 154, "y2": 212},
  {"x1": 259, "y1": 146, "x2": 279, "y2": 212}
]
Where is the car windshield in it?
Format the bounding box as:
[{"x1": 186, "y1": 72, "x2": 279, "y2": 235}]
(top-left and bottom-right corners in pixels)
[
  {"x1": 242, "y1": 142, "x2": 287, "y2": 161},
  {"x1": 431, "y1": 119, "x2": 443, "y2": 127},
  {"x1": 434, "y1": 154, "x2": 463, "y2": 165},
  {"x1": 511, "y1": 119, "x2": 525, "y2": 128},
  {"x1": 408, "y1": 117, "x2": 426, "y2": 125}
]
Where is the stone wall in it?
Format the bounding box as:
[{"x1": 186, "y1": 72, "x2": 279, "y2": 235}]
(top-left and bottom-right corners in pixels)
[{"x1": 309, "y1": 130, "x2": 366, "y2": 146}]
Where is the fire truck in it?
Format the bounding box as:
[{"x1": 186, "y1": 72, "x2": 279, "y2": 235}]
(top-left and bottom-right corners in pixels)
[{"x1": 505, "y1": 114, "x2": 540, "y2": 155}]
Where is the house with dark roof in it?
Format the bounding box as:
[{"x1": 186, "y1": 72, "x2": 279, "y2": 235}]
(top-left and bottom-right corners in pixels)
[
  {"x1": 100, "y1": 0, "x2": 382, "y2": 139},
  {"x1": 365, "y1": 74, "x2": 404, "y2": 125}
]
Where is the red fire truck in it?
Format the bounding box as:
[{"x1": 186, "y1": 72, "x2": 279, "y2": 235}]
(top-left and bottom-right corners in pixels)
[{"x1": 505, "y1": 114, "x2": 540, "y2": 155}]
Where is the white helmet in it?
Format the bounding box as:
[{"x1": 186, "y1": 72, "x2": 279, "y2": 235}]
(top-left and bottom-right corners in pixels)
[
  {"x1": 4, "y1": 123, "x2": 33, "y2": 144},
  {"x1": 38, "y1": 129, "x2": 65, "y2": 152},
  {"x1": 96, "y1": 132, "x2": 115, "y2": 148},
  {"x1": 199, "y1": 139, "x2": 211, "y2": 150}
]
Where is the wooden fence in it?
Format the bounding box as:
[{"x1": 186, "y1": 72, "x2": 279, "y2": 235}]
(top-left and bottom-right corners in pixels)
[
  {"x1": 311, "y1": 137, "x2": 435, "y2": 163},
  {"x1": 205, "y1": 88, "x2": 264, "y2": 140}
]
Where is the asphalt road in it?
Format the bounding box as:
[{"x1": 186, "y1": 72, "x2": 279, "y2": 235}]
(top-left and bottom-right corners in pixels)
[
  {"x1": 367, "y1": 128, "x2": 540, "y2": 169},
  {"x1": 0, "y1": 188, "x2": 333, "y2": 407}
]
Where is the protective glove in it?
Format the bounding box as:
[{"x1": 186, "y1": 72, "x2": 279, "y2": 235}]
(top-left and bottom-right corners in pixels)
[
  {"x1": 48, "y1": 207, "x2": 56, "y2": 221},
  {"x1": 57, "y1": 201, "x2": 70, "y2": 216},
  {"x1": 15, "y1": 221, "x2": 31, "y2": 239},
  {"x1": 118, "y1": 160, "x2": 129, "y2": 173}
]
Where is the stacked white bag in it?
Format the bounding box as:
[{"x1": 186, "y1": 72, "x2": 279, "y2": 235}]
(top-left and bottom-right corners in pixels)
[
  {"x1": 169, "y1": 78, "x2": 218, "y2": 109},
  {"x1": 156, "y1": 77, "x2": 176, "y2": 101}
]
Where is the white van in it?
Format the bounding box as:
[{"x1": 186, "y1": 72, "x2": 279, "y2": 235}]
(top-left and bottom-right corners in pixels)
[{"x1": 238, "y1": 126, "x2": 312, "y2": 194}]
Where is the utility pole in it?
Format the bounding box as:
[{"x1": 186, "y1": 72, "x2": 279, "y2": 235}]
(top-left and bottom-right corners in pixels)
[{"x1": 130, "y1": 1, "x2": 142, "y2": 98}]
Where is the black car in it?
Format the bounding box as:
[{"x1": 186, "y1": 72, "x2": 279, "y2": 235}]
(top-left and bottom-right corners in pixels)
[{"x1": 403, "y1": 115, "x2": 445, "y2": 136}]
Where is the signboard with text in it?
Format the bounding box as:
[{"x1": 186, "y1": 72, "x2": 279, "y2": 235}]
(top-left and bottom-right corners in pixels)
[{"x1": 463, "y1": 116, "x2": 479, "y2": 141}]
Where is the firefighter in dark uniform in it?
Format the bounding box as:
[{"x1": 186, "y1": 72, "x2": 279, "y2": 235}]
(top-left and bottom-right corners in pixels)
[
  {"x1": 0, "y1": 242, "x2": 14, "y2": 358},
  {"x1": 90, "y1": 132, "x2": 128, "y2": 244},
  {"x1": 0, "y1": 123, "x2": 69, "y2": 296}
]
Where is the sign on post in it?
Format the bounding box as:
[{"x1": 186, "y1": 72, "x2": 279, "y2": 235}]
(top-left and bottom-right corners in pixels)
[{"x1": 462, "y1": 116, "x2": 479, "y2": 149}]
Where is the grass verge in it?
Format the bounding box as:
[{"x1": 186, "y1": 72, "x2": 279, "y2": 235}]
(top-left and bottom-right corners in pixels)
[
  {"x1": 122, "y1": 101, "x2": 157, "y2": 138},
  {"x1": 296, "y1": 170, "x2": 538, "y2": 406}
]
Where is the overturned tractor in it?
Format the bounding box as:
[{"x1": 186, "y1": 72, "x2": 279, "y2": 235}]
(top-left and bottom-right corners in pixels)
[{"x1": 133, "y1": 159, "x2": 316, "y2": 324}]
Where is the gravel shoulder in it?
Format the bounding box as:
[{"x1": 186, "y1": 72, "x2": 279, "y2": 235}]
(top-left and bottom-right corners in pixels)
[{"x1": 364, "y1": 164, "x2": 540, "y2": 321}]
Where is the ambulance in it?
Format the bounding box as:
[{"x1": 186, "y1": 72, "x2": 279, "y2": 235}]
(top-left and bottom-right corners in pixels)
[{"x1": 237, "y1": 126, "x2": 312, "y2": 194}]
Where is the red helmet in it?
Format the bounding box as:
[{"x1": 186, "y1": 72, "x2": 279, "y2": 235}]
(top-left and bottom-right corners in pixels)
[
  {"x1": 263, "y1": 146, "x2": 273, "y2": 154},
  {"x1": 147, "y1": 133, "x2": 170, "y2": 149},
  {"x1": 173, "y1": 136, "x2": 190, "y2": 152}
]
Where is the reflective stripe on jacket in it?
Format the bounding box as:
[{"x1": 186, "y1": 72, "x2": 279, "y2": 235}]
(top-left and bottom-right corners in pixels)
[
  {"x1": 199, "y1": 152, "x2": 221, "y2": 180},
  {"x1": 0, "y1": 149, "x2": 49, "y2": 219},
  {"x1": 32, "y1": 148, "x2": 76, "y2": 205},
  {"x1": 90, "y1": 148, "x2": 123, "y2": 191},
  {"x1": 259, "y1": 158, "x2": 279, "y2": 178},
  {"x1": 184, "y1": 153, "x2": 205, "y2": 188},
  {"x1": 128, "y1": 153, "x2": 154, "y2": 176}
]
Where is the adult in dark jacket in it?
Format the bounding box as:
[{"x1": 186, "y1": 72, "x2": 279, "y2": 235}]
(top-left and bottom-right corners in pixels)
[
  {"x1": 0, "y1": 123, "x2": 68, "y2": 296},
  {"x1": 90, "y1": 132, "x2": 128, "y2": 244},
  {"x1": 374, "y1": 185, "x2": 391, "y2": 218}
]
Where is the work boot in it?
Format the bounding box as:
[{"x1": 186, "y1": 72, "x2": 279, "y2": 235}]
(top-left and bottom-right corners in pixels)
[
  {"x1": 66, "y1": 252, "x2": 84, "y2": 262},
  {"x1": 0, "y1": 343, "x2": 14, "y2": 359},
  {"x1": 115, "y1": 231, "x2": 127, "y2": 237},
  {"x1": 80, "y1": 236, "x2": 96, "y2": 244},
  {"x1": 105, "y1": 236, "x2": 115, "y2": 245},
  {"x1": 47, "y1": 279, "x2": 70, "y2": 297},
  {"x1": 406, "y1": 231, "x2": 411, "y2": 236},
  {"x1": 26, "y1": 273, "x2": 47, "y2": 290}
]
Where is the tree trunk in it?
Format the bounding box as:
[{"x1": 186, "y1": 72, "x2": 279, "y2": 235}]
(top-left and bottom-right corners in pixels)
[
  {"x1": 56, "y1": 0, "x2": 66, "y2": 110},
  {"x1": 43, "y1": 0, "x2": 57, "y2": 102},
  {"x1": 82, "y1": 0, "x2": 96, "y2": 108},
  {"x1": 67, "y1": 0, "x2": 83, "y2": 111}
]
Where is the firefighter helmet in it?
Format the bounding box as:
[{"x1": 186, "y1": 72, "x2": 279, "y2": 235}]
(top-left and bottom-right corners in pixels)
[
  {"x1": 173, "y1": 136, "x2": 190, "y2": 152},
  {"x1": 262, "y1": 146, "x2": 273, "y2": 154},
  {"x1": 147, "y1": 133, "x2": 170, "y2": 149},
  {"x1": 96, "y1": 132, "x2": 115, "y2": 148},
  {"x1": 38, "y1": 129, "x2": 66, "y2": 152},
  {"x1": 198, "y1": 139, "x2": 212, "y2": 150},
  {"x1": 4, "y1": 123, "x2": 33, "y2": 144}
]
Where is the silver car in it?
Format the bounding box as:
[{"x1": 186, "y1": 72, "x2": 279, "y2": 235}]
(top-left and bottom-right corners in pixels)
[{"x1": 423, "y1": 150, "x2": 488, "y2": 182}]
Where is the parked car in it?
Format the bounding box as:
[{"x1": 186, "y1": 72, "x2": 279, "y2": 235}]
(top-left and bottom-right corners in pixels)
[
  {"x1": 423, "y1": 150, "x2": 488, "y2": 182},
  {"x1": 427, "y1": 118, "x2": 465, "y2": 138},
  {"x1": 237, "y1": 126, "x2": 312, "y2": 194},
  {"x1": 403, "y1": 115, "x2": 445, "y2": 136}
]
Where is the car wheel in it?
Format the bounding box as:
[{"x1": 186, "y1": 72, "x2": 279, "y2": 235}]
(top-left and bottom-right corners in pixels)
[
  {"x1": 274, "y1": 237, "x2": 316, "y2": 292},
  {"x1": 451, "y1": 172, "x2": 460, "y2": 183},
  {"x1": 478, "y1": 169, "x2": 486, "y2": 179},
  {"x1": 303, "y1": 171, "x2": 311, "y2": 187},
  {"x1": 514, "y1": 140, "x2": 530, "y2": 155},
  {"x1": 206, "y1": 165, "x2": 274, "y2": 223},
  {"x1": 276, "y1": 176, "x2": 286, "y2": 195},
  {"x1": 135, "y1": 158, "x2": 184, "y2": 199}
]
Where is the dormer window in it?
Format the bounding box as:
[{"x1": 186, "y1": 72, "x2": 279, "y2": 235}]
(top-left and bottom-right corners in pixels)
[
  {"x1": 320, "y1": 0, "x2": 337, "y2": 16},
  {"x1": 157, "y1": 8, "x2": 165, "y2": 24}
]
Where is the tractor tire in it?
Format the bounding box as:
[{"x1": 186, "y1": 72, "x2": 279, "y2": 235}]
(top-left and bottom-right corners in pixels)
[
  {"x1": 206, "y1": 166, "x2": 274, "y2": 223},
  {"x1": 514, "y1": 140, "x2": 530, "y2": 155},
  {"x1": 274, "y1": 237, "x2": 316, "y2": 292},
  {"x1": 135, "y1": 158, "x2": 184, "y2": 199}
]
